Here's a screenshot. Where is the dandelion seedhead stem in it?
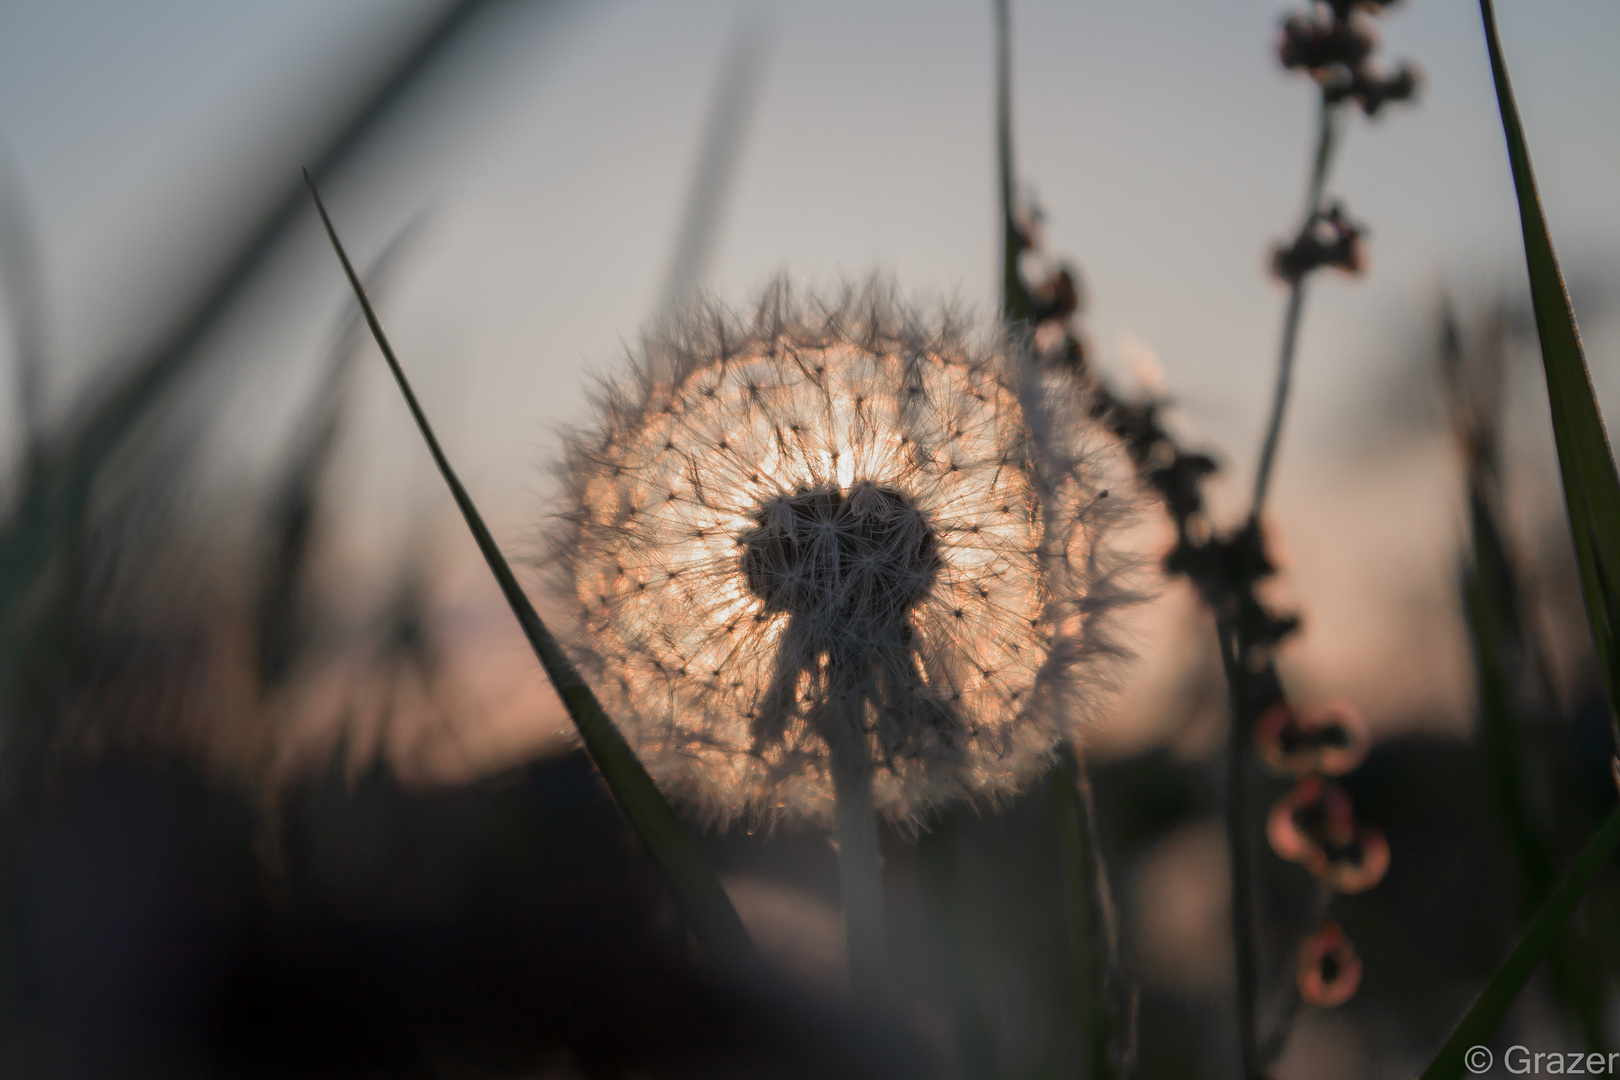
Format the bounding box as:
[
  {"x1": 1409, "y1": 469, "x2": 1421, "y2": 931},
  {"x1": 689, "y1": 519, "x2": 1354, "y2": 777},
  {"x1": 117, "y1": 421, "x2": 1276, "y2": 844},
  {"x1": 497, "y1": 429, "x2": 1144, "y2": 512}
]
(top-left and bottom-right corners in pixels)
[{"x1": 831, "y1": 746, "x2": 890, "y2": 998}]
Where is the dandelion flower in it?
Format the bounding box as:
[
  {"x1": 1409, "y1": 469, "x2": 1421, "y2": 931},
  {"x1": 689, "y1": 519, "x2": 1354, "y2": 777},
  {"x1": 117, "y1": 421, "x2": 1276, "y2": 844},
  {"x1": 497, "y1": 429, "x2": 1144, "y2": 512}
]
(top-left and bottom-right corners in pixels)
[{"x1": 550, "y1": 279, "x2": 1123, "y2": 830}]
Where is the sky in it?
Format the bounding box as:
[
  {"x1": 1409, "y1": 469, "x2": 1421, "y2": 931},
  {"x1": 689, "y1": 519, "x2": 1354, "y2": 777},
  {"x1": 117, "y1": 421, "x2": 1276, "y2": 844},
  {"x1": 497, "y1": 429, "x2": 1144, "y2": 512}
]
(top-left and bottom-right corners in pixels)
[{"x1": 0, "y1": 0, "x2": 1615, "y2": 775}]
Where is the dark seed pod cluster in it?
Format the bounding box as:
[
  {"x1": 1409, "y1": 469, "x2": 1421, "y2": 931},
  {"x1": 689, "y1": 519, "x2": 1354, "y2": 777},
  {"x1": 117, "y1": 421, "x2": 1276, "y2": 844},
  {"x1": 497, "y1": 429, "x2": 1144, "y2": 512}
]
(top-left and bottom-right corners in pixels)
[{"x1": 1278, "y1": 0, "x2": 1420, "y2": 116}]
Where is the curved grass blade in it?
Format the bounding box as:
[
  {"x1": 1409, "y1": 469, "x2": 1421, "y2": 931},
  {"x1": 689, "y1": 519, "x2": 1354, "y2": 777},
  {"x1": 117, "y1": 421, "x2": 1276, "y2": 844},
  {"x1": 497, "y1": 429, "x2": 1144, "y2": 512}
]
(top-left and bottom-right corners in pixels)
[
  {"x1": 1479, "y1": 0, "x2": 1620, "y2": 744},
  {"x1": 304, "y1": 172, "x2": 755, "y2": 966},
  {"x1": 0, "y1": 0, "x2": 504, "y2": 629},
  {"x1": 1418, "y1": 6, "x2": 1620, "y2": 1073},
  {"x1": 1421, "y1": 806, "x2": 1620, "y2": 1080},
  {"x1": 1440, "y1": 299, "x2": 1613, "y2": 1052}
]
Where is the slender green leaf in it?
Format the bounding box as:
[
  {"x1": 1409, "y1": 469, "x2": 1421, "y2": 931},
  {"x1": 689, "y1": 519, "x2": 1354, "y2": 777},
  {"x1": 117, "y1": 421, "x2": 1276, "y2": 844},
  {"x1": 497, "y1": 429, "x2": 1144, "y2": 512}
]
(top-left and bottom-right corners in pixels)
[
  {"x1": 1462, "y1": 494, "x2": 1614, "y2": 1052},
  {"x1": 1479, "y1": 0, "x2": 1620, "y2": 729},
  {"x1": 304, "y1": 173, "x2": 755, "y2": 966},
  {"x1": 1421, "y1": 807, "x2": 1620, "y2": 1080},
  {"x1": 1418, "y1": 8, "x2": 1620, "y2": 1071}
]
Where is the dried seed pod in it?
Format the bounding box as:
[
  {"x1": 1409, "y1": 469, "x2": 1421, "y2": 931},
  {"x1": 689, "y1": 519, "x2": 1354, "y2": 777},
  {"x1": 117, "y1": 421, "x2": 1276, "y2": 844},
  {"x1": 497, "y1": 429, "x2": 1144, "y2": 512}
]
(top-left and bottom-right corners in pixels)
[
  {"x1": 1297, "y1": 922, "x2": 1363, "y2": 1007},
  {"x1": 1271, "y1": 204, "x2": 1366, "y2": 284},
  {"x1": 1256, "y1": 701, "x2": 1370, "y2": 776},
  {"x1": 1267, "y1": 776, "x2": 1391, "y2": 892}
]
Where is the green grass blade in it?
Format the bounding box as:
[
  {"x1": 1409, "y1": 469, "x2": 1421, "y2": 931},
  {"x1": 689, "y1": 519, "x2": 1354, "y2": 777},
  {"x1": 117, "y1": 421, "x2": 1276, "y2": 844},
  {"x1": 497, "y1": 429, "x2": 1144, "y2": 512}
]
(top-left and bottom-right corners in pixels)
[
  {"x1": 304, "y1": 172, "x2": 755, "y2": 966},
  {"x1": 994, "y1": 0, "x2": 1031, "y2": 324},
  {"x1": 1462, "y1": 493, "x2": 1615, "y2": 1051},
  {"x1": 1420, "y1": 806, "x2": 1620, "y2": 1080},
  {"x1": 1479, "y1": 0, "x2": 1620, "y2": 734},
  {"x1": 1414, "y1": 7, "x2": 1620, "y2": 1069}
]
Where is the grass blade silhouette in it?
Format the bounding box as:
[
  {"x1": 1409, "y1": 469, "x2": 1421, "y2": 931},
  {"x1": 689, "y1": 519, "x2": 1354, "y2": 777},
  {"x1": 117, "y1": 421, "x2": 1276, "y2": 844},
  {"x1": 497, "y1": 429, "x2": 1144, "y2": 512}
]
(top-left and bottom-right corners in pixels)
[
  {"x1": 0, "y1": 0, "x2": 508, "y2": 631},
  {"x1": 1479, "y1": 0, "x2": 1620, "y2": 741},
  {"x1": 304, "y1": 172, "x2": 754, "y2": 966},
  {"x1": 1421, "y1": 807, "x2": 1620, "y2": 1080},
  {"x1": 1420, "y1": 5, "x2": 1620, "y2": 1074}
]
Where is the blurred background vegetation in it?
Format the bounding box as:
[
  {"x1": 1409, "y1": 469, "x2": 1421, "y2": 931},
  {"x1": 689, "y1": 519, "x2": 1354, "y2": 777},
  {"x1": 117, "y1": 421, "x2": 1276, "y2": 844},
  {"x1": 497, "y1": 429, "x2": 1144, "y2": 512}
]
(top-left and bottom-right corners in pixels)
[{"x1": 0, "y1": 1, "x2": 1617, "y2": 1076}]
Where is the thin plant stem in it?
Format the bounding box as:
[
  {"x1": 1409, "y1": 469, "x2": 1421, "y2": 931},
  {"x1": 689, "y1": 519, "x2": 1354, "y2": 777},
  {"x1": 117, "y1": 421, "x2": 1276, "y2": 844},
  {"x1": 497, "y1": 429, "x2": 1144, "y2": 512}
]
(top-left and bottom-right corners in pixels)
[
  {"x1": 995, "y1": 0, "x2": 1032, "y2": 323},
  {"x1": 1077, "y1": 757, "x2": 1134, "y2": 1075},
  {"x1": 657, "y1": 10, "x2": 774, "y2": 313},
  {"x1": 1217, "y1": 614, "x2": 1262, "y2": 1080},
  {"x1": 1251, "y1": 99, "x2": 1342, "y2": 517},
  {"x1": 1054, "y1": 743, "x2": 1134, "y2": 1080},
  {"x1": 1251, "y1": 283, "x2": 1308, "y2": 517},
  {"x1": 1225, "y1": 96, "x2": 1345, "y2": 1080},
  {"x1": 831, "y1": 745, "x2": 890, "y2": 999},
  {"x1": 1260, "y1": 880, "x2": 1335, "y2": 1067}
]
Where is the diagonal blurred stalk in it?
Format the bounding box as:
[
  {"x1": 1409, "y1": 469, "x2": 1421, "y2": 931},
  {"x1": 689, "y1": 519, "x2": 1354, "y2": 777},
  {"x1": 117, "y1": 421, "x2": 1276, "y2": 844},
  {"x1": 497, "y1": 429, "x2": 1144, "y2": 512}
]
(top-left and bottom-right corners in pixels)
[
  {"x1": 0, "y1": 0, "x2": 507, "y2": 633},
  {"x1": 1223, "y1": 94, "x2": 1344, "y2": 1080},
  {"x1": 306, "y1": 174, "x2": 755, "y2": 966},
  {"x1": 1440, "y1": 298, "x2": 1611, "y2": 1053},
  {"x1": 1217, "y1": 614, "x2": 1263, "y2": 1080},
  {"x1": 1052, "y1": 744, "x2": 1134, "y2": 1080},
  {"x1": 657, "y1": 9, "x2": 774, "y2": 314},
  {"x1": 1421, "y1": 2, "x2": 1620, "y2": 1071},
  {"x1": 1421, "y1": 807, "x2": 1620, "y2": 1080},
  {"x1": 995, "y1": 0, "x2": 1032, "y2": 324}
]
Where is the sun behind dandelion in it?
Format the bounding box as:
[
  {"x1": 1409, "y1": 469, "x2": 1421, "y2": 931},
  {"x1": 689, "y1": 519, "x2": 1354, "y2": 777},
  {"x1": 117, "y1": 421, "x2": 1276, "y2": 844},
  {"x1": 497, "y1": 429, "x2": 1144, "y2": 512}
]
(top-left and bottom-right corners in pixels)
[{"x1": 552, "y1": 279, "x2": 1124, "y2": 828}]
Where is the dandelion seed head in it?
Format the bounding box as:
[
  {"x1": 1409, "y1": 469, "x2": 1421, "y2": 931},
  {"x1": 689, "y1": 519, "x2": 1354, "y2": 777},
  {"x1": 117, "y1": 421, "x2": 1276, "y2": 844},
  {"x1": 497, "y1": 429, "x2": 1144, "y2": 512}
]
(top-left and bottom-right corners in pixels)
[{"x1": 551, "y1": 279, "x2": 1127, "y2": 828}]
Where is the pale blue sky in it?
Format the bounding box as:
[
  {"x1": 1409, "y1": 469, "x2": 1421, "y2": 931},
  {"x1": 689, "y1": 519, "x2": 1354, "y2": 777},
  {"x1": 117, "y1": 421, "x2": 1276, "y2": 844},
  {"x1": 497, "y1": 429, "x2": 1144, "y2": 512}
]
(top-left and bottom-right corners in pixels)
[{"x1": 0, "y1": 0, "x2": 1614, "y2": 475}]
